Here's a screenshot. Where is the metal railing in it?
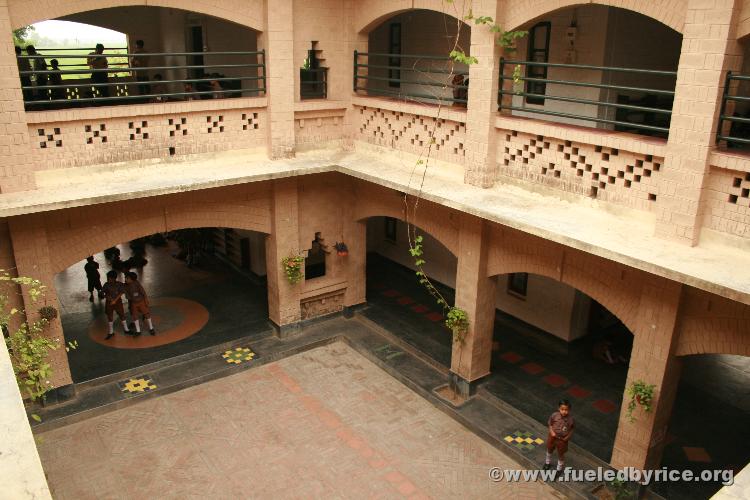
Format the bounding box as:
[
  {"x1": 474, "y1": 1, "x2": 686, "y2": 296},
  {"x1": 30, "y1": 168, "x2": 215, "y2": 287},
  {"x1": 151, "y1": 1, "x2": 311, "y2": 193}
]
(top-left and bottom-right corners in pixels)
[
  {"x1": 18, "y1": 50, "x2": 266, "y2": 109},
  {"x1": 717, "y1": 72, "x2": 750, "y2": 148},
  {"x1": 353, "y1": 51, "x2": 468, "y2": 106},
  {"x1": 300, "y1": 67, "x2": 328, "y2": 99},
  {"x1": 499, "y1": 59, "x2": 677, "y2": 136}
]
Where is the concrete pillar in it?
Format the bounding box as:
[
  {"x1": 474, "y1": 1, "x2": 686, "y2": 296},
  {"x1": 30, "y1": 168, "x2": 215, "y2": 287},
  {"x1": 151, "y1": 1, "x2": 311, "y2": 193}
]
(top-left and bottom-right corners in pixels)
[
  {"x1": 7, "y1": 214, "x2": 73, "y2": 393},
  {"x1": 342, "y1": 178, "x2": 366, "y2": 309},
  {"x1": 0, "y1": 1, "x2": 36, "y2": 193},
  {"x1": 263, "y1": 0, "x2": 296, "y2": 158},
  {"x1": 265, "y1": 177, "x2": 302, "y2": 334},
  {"x1": 464, "y1": 0, "x2": 502, "y2": 188},
  {"x1": 450, "y1": 213, "x2": 496, "y2": 395},
  {"x1": 611, "y1": 277, "x2": 683, "y2": 470},
  {"x1": 655, "y1": 0, "x2": 743, "y2": 245}
]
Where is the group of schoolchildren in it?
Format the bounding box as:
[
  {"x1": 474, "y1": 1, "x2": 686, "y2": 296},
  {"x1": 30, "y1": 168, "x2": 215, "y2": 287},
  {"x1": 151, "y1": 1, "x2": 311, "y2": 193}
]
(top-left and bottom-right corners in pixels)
[{"x1": 84, "y1": 255, "x2": 155, "y2": 340}]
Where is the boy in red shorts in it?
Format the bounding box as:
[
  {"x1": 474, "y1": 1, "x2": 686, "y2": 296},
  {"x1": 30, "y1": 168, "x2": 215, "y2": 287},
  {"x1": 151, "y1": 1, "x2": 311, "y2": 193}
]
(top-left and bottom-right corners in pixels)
[
  {"x1": 125, "y1": 271, "x2": 156, "y2": 336},
  {"x1": 102, "y1": 270, "x2": 130, "y2": 340},
  {"x1": 545, "y1": 399, "x2": 575, "y2": 473}
]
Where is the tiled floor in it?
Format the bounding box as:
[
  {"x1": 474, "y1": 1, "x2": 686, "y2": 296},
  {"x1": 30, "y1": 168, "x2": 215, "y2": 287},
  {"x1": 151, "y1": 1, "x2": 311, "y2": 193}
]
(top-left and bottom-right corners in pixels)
[
  {"x1": 364, "y1": 254, "x2": 750, "y2": 499},
  {"x1": 36, "y1": 343, "x2": 554, "y2": 499},
  {"x1": 55, "y1": 241, "x2": 271, "y2": 382}
]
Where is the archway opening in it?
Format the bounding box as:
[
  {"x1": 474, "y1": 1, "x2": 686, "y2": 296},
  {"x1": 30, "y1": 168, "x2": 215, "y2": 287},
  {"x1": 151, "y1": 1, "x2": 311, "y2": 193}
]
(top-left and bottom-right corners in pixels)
[
  {"x1": 502, "y1": 4, "x2": 682, "y2": 138},
  {"x1": 357, "y1": 9, "x2": 472, "y2": 106},
  {"x1": 362, "y1": 216, "x2": 457, "y2": 368},
  {"x1": 656, "y1": 353, "x2": 750, "y2": 499},
  {"x1": 15, "y1": 6, "x2": 263, "y2": 110},
  {"x1": 485, "y1": 273, "x2": 633, "y2": 462},
  {"x1": 54, "y1": 228, "x2": 270, "y2": 383}
]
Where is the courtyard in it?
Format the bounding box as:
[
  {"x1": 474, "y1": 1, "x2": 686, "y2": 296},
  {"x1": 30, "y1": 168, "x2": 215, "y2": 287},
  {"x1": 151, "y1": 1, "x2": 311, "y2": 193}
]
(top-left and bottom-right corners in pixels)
[{"x1": 35, "y1": 343, "x2": 555, "y2": 499}]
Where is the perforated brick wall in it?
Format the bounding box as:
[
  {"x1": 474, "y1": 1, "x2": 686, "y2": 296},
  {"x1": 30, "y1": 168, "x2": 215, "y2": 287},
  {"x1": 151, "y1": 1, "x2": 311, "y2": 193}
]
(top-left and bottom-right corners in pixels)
[{"x1": 702, "y1": 166, "x2": 750, "y2": 239}]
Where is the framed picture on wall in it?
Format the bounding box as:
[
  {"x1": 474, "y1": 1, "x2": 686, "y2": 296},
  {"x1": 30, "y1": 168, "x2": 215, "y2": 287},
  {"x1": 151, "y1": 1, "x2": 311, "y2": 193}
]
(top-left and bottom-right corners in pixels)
[
  {"x1": 385, "y1": 217, "x2": 397, "y2": 243},
  {"x1": 507, "y1": 272, "x2": 529, "y2": 298}
]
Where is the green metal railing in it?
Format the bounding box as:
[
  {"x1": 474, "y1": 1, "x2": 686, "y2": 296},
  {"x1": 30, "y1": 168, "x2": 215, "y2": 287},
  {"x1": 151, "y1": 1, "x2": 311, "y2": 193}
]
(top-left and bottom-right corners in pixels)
[
  {"x1": 18, "y1": 50, "x2": 266, "y2": 109},
  {"x1": 300, "y1": 67, "x2": 328, "y2": 100},
  {"x1": 717, "y1": 72, "x2": 750, "y2": 147},
  {"x1": 499, "y1": 59, "x2": 677, "y2": 136},
  {"x1": 353, "y1": 51, "x2": 468, "y2": 105}
]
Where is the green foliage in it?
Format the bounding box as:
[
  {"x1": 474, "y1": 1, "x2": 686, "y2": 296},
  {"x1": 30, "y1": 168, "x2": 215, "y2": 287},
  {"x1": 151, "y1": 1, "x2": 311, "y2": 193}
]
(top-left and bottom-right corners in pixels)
[
  {"x1": 626, "y1": 379, "x2": 656, "y2": 422},
  {"x1": 13, "y1": 26, "x2": 34, "y2": 47},
  {"x1": 281, "y1": 255, "x2": 305, "y2": 285},
  {"x1": 608, "y1": 478, "x2": 636, "y2": 500},
  {"x1": 0, "y1": 270, "x2": 63, "y2": 403},
  {"x1": 445, "y1": 306, "x2": 469, "y2": 343},
  {"x1": 301, "y1": 57, "x2": 311, "y2": 70}
]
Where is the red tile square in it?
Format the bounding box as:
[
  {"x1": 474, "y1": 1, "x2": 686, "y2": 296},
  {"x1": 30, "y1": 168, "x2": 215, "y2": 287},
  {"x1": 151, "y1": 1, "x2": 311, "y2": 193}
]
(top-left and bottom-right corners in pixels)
[
  {"x1": 566, "y1": 385, "x2": 591, "y2": 399},
  {"x1": 682, "y1": 447, "x2": 712, "y2": 463},
  {"x1": 500, "y1": 351, "x2": 523, "y2": 364},
  {"x1": 543, "y1": 374, "x2": 568, "y2": 387},
  {"x1": 425, "y1": 312, "x2": 444, "y2": 322},
  {"x1": 411, "y1": 305, "x2": 429, "y2": 313},
  {"x1": 592, "y1": 399, "x2": 618, "y2": 414},
  {"x1": 397, "y1": 296, "x2": 415, "y2": 305},
  {"x1": 382, "y1": 289, "x2": 400, "y2": 297},
  {"x1": 520, "y1": 362, "x2": 544, "y2": 375}
]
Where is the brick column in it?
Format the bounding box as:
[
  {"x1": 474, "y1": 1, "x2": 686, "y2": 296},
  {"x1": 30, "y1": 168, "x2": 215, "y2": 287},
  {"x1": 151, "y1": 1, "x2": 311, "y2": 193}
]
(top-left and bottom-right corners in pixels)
[
  {"x1": 611, "y1": 277, "x2": 683, "y2": 470},
  {"x1": 450, "y1": 213, "x2": 496, "y2": 396},
  {"x1": 655, "y1": 0, "x2": 742, "y2": 245},
  {"x1": 263, "y1": 0, "x2": 296, "y2": 158},
  {"x1": 265, "y1": 177, "x2": 302, "y2": 335},
  {"x1": 464, "y1": 0, "x2": 502, "y2": 188},
  {"x1": 342, "y1": 179, "x2": 366, "y2": 309},
  {"x1": 0, "y1": 1, "x2": 35, "y2": 193},
  {"x1": 8, "y1": 214, "x2": 73, "y2": 392}
]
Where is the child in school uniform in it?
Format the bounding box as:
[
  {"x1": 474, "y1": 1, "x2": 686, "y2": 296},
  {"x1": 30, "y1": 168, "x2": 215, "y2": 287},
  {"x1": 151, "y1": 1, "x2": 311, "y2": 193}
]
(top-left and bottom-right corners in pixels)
[{"x1": 545, "y1": 399, "x2": 575, "y2": 473}]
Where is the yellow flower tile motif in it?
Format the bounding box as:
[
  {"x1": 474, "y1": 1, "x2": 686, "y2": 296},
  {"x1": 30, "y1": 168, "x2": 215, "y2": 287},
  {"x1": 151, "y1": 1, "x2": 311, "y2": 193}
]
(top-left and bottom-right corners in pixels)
[
  {"x1": 119, "y1": 376, "x2": 157, "y2": 394},
  {"x1": 504, "y1": 431, "x2": 545, "y2": 451},
  {"x1": 222, "y1": 347, "x2": 256, "y2": 364}
]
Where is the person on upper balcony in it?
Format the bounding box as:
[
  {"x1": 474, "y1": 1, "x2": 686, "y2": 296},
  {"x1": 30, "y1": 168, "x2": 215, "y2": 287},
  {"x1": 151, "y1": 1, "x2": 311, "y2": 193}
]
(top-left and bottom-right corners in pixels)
[
  {"x1": 130, "y1": 39, "x2": 150, "y2": 97},
  {"x1": 87, "y1": 43, "x2": 110, "y2": 99},
  {"x1": 15, "y1": 46, "x2": 33, "y2": 102},
  {"x1": 26, "y1": 45, "x2": 48, "y2": 101}
]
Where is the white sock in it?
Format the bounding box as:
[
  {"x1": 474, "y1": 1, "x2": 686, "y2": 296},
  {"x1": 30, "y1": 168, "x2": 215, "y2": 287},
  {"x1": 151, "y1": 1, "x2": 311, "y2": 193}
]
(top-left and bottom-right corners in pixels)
[
  {"x1": 545, "y1": 452, "x2": 552, "y2": 465},
  {"x1": 134, "y1": 320, "x2": 141, "y2": 333},
  {"x1": 146, "y1": 318, "x2": 154, "y2": 330},
  {"x1": 108, "y1": 322, "x2": 114, "y2": 334},
  {"x1": 121, "y1": 320, "x2": 129, "y2": 332},
  {"x1": 557, "y1": 461, "x2": 564, "y2": 471}
]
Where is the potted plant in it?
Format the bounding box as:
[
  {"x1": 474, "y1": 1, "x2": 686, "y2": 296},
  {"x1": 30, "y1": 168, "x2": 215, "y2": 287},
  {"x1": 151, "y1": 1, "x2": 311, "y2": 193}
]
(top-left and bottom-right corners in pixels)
[
  {"x1": 38, "y1": 305, "x2": 58, "y2": 322},
  {"x1": 445, "y1": 306, "x2": 469, "y2": 343},
  {"x1": 626, "y1": 379, "x2": 656, "y2": 422},
  {"x1": 281, "y1": 255, "x2": 305, "y2": 285},
  {"x1": 334, "y1": 242, "x2": 348, "y2": 257}
]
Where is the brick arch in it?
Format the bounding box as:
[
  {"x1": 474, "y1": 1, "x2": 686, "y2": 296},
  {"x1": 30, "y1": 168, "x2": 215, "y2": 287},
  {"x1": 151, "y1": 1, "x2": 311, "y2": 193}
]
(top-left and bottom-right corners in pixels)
[
  {"x1": 9, "y1": 0, "x2": 264, "y2": 32},
  {"x1": 675, "y1": 288, "x2": 750, "y2": 356},
  {"x1": 352, "y1": 183, "x2": 460, "y2": 256},
  {"x1": 45, "y1": 186, "x2": 272, "y2": 275},
  {"x1": 486, "y1": 225, "x2": 643, "y2": 335},
  {"x1": 503, "y1": 0, "x2": 686, "y2": 34},
  {"x1": 355, "y1": 0, "x2": 472, "y2": 34}
]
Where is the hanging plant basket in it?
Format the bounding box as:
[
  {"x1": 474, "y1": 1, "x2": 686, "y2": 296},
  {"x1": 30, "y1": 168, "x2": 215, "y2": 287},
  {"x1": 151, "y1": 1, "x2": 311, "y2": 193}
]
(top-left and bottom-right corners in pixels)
[
  {"x1": 626, "y1": 379, "x2": 655, "y2": 423},
  {"x1": 334, "y1": 242, "x2": 348, "y2": 257},
  {"x1": 281, "y1": 255, "x2": 305, "y2": 285}
]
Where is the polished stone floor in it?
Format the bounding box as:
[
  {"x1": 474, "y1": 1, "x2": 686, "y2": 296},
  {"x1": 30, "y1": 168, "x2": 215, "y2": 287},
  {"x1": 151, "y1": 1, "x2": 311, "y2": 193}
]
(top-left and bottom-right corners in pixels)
[
  {"x1": 36, "y1": 343, "x2": 554, "y2": 499},
  {"x1": 55, "y1": 241, "x2": 270, "y2": 382}
]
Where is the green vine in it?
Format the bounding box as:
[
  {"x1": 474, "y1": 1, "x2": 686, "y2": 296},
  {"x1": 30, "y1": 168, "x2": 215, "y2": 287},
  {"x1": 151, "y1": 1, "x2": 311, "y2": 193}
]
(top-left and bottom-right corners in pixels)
[
  {"x1": 0, "y1": 271, "x2": 71, "y2": 405},
  {"x1": 281, "y1": 255, "x2": 305, "y2": 285},
  {"x1": 626, "y1": 379, "x2": 656, "y2": 422}
]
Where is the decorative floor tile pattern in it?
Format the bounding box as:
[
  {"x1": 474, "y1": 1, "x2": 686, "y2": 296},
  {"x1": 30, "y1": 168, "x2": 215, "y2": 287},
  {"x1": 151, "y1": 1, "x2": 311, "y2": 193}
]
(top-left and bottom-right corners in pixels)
[
  {"x1": 425, "y1": 312, "x2": 444, "y2": 322},
  {"x1": 118, "y1": 376, "x2": 157, "y2": 394},
  {"x1": 543, "y1": 374, "x2": 568, "y2": 387},
  {"x1": 504, "y1": 431, "x2": 546, "y2": 451},
  {"x1": 397, "y1": 296, "x2": 415, "y2": 305},
  {"x1": 411, "y1": 305, "x2": 429, "y2": 313},
  {"x1": 521, "y1": 362, "x2": 545, "y2": 375},
  {"x1": 500, "y1": 351, "x2": 523, "y2": 364},
  {"x1": 222, "y1": 347, "x2": 256, "y2": 364},
  {"x1": 382, "y1": 289, "x2": 401, "y2": 297},
  {"x1": 37, "y1": 344, "x2": 553, "y2": 498}
]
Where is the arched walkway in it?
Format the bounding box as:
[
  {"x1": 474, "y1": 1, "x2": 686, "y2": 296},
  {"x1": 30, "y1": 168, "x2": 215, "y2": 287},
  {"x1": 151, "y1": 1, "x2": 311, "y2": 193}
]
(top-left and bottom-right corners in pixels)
[
  {"x1": 355, "y1": 0, "x2": 472, "y2": 35},
  {"x1": 9, "y1": 0, "x2": 265, "y2": 32},
  {"x1": 502, "y1": 0, "x2": 686, "y2": 33}
]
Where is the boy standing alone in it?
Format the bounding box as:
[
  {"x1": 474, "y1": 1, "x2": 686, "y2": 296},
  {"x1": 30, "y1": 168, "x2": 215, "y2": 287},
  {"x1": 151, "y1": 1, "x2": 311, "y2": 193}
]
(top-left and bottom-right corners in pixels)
[
  {"x1": 545, "y1": 399, "x2": 575, "y2": 473},
  {"x1": 102, "y1": 270, "x2": 130, "y2": 340},
  {"x1": 125, "y1": 271, "x2": 156, "y2": 336},
  {"x1": 84, "y1": 256, "x2": 105, "y2": 302}
]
